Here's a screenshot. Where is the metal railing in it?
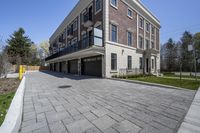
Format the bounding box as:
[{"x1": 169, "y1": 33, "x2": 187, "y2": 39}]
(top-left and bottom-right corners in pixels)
[{"x1": 45, "y1": 36, "x2": 102, "y2": 61}]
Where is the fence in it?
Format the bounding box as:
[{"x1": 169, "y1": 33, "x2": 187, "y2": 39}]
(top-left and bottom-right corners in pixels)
[{"x1": 11, "y1": 65, "x2": 49, "y2": 72}]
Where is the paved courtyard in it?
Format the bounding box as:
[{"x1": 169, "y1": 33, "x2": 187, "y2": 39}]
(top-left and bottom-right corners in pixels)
[{"x1": 20, "y1": 71, "x2": 196, "y2": 133}]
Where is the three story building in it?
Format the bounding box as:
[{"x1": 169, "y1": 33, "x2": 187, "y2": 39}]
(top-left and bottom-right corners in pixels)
[{"x1": 45, "y1": 0, "x2": 161, "y2": 78}]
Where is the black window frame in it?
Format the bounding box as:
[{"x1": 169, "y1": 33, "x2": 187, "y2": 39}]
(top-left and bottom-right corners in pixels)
[
  {"x1": 111, "y1": 0, "x2": 118, "y2": 8},
  {"x1": 152, "y1": 59, "x2": 154, "y2": 69},
  {"x1": 139, "y1": 36, "x2": 143, "y2": 49},
  {"x1": 111, "y1": 24, "x2": 117, "y2": 42},
  {"x1": 127, "y1": 8, "x2": 132, "y2": 18},
  {"x1": 146, "y1": 22, "x2": 150, "y2": 32},
  {"x1": 139, "y1": 18, "x2": 144, "y2": 28},
  {"x1": 111, "y1": 53, "x2": 117, "y2": 70},
  {"x1": 139, "y1": 57, "x2": 143, "y2": 70},
  {"x1": 128, "y1": 56, "x2": 132, "y2": 70},
  {"x1": 95, "y1": 0, "x2": 102, "y2": 13},
  {"x1": 127, "y1": 31, "x2": 132, "y2": 46},
  {"x1": 146, "y1": 39, "x2": 149, "y2": 49}
]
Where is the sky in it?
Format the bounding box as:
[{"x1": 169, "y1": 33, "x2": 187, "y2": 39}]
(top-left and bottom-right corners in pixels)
[{"x1": 0, "y1": 0, "x2": 200, "y2": 45}]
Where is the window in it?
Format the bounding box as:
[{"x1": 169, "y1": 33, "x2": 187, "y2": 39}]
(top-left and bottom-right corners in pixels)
[
  {"x1": 139, "y1": 57, "x2": 143, "y2": 69},
  {"x1": 95, "y1": 0, "x2": 101, "y2": 13},
  {"x1": 139, "y1": 18, "x2": 144, "y2": 28},
  {"x1": 111, "y1": 53, "x2": 117, "y2": 70},
  {"x1": 146, "y1": 39, "x2": 149, "y2": 49},
  {"x1": 127, "y1": 31, "x2": 132, "y2": 46},
  {"x1": 139, "y1": 36, "x2": 143, "y2": 49},
  {"x1": 151, "y1": 41, "x2": 155, "y2": 49},
  {"x1": 127, "y1": 9, "x2": 132, "y2": 18},
  {"x1": 82, "y1": 33, "x2": 87, "y2": 48},
  {"x1": 111, "y1": 24, "x2": 117, "y2": 42},
  {"x1": 111, "y1": 0, "x2": 118, "y2": 8},
  {"x1": 146, "y1": 22, "x2": 150, "y2": 32},
  {"x1": 73, "y1": 20, "x2": 77, "y2": 31},
  {"x1": 152, "y1": 59, "x2": 154, "y2": 69},
  {"x1": 128, "y1": 56, "x2": 132, "y2": 70},
  {"x1": 151, "y1": 26, "x2": 155, "y2": 35}
]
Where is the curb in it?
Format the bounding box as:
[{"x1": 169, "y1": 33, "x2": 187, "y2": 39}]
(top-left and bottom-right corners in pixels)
[
  {"x1": 109, "y1": 78, "x2": 189, "y2": 91},
  {"x1": 0, "y1": 76, "x2": 26, "y2": 133},
  {"x1": 178, "y1": 87, "x2": 200, "y2": 133}
]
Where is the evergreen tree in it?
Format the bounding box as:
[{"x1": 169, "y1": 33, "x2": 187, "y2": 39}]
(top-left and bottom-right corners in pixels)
[{"x1": 7, "y1": 28, "x2": 32, "y2": 64}]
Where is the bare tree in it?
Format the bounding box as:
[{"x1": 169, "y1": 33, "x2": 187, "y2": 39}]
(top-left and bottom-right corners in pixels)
[{"x1": 0, "y1": 46, "x2": 11, "y2": 78}]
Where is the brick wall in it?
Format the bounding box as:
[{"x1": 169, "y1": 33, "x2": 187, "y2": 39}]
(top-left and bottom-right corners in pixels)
[{"x1": 109, "y1": 0, "x2": 137, "y2": 48}]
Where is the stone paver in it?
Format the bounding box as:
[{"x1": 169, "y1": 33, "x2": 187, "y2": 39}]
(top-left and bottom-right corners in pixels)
[{"x1": 20, "y1": 71, "x2": 196, "y2": 133}]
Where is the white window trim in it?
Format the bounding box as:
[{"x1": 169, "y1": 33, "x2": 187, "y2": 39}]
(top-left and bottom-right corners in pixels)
[
  {"x1": 111, "y1": 53, "x2": 117, "y2": 71},
  {"x1": 152, "y1": 59, "x2": 154, "y2": 69},
  {"x1": 127, "y1": 8, "x2": 133, "y2": 19},
  {"x1": 146, "y1": 22, "x2": 150, "y2": 33},
  {"x1": 139, "y1": 36, "x2": 144, "y2": 49},
  {"x1": 110, "y1": 23, "x2": 118, "y2": 43},
  {"x1": 95, "y1": 0, "x2": 102, "y2": 15},
  {"x1": 127, "y1": 55, "x2": 132, "y2": 70},
  {"x1": 145, "y1": 39, "x2": 150, "y2": 49},
  {"x1": 139, "y1": 17, "x2": 144, "y2": 29},
  {"x1": 127, "y1": 31, "x2": 133, "y2": 46},
  {"x1": 151, "y1": 25, "x2": 155, "y2": 35},
  {"x1": 151, "y1": 41, "x2": 155, "y2": 49},
  {"x1": 110, "y1": 0, "x2": 118, "y2": 9}
]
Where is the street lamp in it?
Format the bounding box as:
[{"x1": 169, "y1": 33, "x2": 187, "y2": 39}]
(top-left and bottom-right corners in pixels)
[{"x1": 188, "y1": 42, "x2": 197, "y2": 81}]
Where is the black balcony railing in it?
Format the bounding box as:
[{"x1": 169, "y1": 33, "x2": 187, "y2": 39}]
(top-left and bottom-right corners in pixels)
[{"x1": 45, "y1": 36, "x2": 102, "y2": 61}]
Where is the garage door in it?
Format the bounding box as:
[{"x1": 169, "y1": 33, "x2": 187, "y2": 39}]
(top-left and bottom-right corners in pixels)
[
  {"x1": 82, "y1": 56, "x2": 102, "y2": 77},
  {"x1": 68, "y1": 60, "x2": 78, "y2": 74}
]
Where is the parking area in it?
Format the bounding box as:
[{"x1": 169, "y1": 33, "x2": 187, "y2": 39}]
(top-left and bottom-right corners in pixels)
[{"x1": 20, "y1": 71, "x2": 196, "y2": 133}]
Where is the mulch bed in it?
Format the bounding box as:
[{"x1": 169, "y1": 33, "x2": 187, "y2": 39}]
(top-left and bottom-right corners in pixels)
[{"x1": 0, "y1": 78, "x2": 20, "y2": 95}]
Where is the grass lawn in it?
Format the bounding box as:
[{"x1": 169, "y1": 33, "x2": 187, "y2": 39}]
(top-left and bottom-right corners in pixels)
[
  {"x1": 0, "y1": 78, "x2": 20, "y2": 126},
  {"x1": 129, "y1": 76, "x2": 200, "y2": 90},
  {"x1": 0, "y1": 92, "x2": 15, "y2": 125},
  {"x1": 163, "y1": 73, "x2": 200, "y2": 79}
]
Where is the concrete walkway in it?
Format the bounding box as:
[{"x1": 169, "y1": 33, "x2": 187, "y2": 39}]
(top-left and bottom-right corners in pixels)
[
  {"x1": 178, "y1": 88, "x2": 200, "y2": 133},
  {"x1": 20, "y1": 71, "x2": 196, "y2": 133}
]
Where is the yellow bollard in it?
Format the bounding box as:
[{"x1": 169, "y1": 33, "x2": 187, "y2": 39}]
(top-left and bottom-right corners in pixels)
[
  {"x1": 22, "y1": 66, "x2": 26, "y2": 74},
  {"x1": 19, "y1": 65, "x2": 23, "y2": 80}
]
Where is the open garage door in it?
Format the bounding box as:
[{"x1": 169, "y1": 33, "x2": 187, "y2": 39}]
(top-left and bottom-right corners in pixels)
[
  {"x1": 68, "y1": 60, "x2": 78, "y2": 74},
  {"x1": 82, "y1": 56, "x2": 102, "y2": 77}
]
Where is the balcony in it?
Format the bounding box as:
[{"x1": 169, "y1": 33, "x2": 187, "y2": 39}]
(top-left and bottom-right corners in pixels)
[
  {"x1": 45, "y1": 28, "x2": 103, "y2": 62},
  {"x1": 144, "y1": 47, "x2": 159, "y2": 55},
  {"x1": 83, "y1": 13, "x2": 93, "y2": 27}
]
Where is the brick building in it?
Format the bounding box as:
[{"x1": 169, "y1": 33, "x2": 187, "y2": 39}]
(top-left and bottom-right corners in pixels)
[{"x1": 46, "y1": 0, "x2": 161, "y2": 77}]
